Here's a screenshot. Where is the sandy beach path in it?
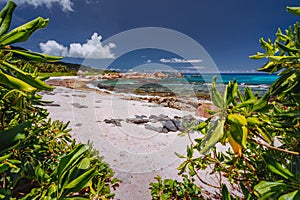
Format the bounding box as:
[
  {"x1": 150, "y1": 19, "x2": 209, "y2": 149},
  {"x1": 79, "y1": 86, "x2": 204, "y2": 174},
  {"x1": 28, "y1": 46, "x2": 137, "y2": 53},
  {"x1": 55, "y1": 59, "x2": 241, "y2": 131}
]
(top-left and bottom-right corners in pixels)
[{"x1": 42, "y1": 86, "x2": 221, "y2": 199}]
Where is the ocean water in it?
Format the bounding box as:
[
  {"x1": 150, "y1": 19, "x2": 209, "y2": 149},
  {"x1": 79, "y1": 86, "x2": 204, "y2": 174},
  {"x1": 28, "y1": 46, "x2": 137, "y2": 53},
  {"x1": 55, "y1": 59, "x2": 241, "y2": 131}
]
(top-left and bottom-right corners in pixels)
[{"x1": 95, "y1": 73, "x2": 279, "y2": 99}]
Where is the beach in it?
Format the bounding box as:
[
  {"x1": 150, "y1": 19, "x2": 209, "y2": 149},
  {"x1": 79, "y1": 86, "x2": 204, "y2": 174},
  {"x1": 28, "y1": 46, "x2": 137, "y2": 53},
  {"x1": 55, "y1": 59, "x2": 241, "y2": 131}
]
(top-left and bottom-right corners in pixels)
[{"x1": 42, "y1": 77, "x2": 227, "y2": 199}]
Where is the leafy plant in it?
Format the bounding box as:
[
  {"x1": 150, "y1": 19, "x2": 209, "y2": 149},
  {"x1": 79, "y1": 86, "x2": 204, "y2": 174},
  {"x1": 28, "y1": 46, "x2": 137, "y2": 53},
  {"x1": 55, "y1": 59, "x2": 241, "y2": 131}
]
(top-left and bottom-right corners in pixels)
[
  {"x1": 150, "y1": 4, "x2": 300, "y2": 200},
  {"x1": 150, "y1": 175, "x2": 203, "y2": 200},
  {"x1": 0, "y1": 1, "x2": 119, "y2": 199}
]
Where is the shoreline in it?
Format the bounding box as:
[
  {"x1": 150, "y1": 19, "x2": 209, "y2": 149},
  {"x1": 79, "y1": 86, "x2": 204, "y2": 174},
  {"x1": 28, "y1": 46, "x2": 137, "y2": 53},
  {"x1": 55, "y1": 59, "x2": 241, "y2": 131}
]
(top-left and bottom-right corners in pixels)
[
  {"x1": 46, "y1": 76, "x2": 214, "y2": 113},
  {"x1": 43, "y1": 77, "x2": 224, "y2": 199}
]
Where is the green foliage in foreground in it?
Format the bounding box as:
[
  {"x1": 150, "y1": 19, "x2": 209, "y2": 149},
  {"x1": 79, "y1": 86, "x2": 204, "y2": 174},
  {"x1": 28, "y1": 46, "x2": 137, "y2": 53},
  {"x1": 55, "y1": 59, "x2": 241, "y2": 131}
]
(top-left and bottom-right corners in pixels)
[
  {"x1": 0, "y1": 1, "x2": 119, "y2": 199},
  {"x1": 150, "y1": 5, "x2": 300, "y2": 200}
]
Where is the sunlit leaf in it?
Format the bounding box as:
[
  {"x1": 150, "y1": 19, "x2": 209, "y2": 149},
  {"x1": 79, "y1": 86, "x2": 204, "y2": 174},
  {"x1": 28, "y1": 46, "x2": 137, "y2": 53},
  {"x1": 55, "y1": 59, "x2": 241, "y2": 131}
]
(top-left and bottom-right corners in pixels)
[{"x1": 199, "y1": 119, "x2": 225, "y2": 155}]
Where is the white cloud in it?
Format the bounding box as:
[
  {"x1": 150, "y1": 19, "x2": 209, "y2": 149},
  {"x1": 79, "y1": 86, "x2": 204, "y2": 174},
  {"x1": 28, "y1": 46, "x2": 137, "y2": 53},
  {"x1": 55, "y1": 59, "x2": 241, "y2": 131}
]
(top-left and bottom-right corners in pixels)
[
  {"x1": 160, "y1": 58, "x2": 202, "y2": 63},
  {"x1": 146, "y1": 59, "x2": 152, "y2": 63},
  {"x1": 39, "y1": 33, "x2": 116, "y2": 59},
  {"x1": 39, "y1": 40, "x2": 68, "y2": 56},
  {"x1": 2, "y1": 0, "x2": 74, "y2": 12}
]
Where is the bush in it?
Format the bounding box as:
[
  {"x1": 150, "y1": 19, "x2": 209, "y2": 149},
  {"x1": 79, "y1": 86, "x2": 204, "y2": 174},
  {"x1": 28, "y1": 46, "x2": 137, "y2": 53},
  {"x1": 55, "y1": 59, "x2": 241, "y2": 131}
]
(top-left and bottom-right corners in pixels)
[
  {"x1": 0, "y1": 1, "x2": 119, "y2": 199},
  {"x1": 150, "y1": 5, "x2": 300, "y2": 200}
]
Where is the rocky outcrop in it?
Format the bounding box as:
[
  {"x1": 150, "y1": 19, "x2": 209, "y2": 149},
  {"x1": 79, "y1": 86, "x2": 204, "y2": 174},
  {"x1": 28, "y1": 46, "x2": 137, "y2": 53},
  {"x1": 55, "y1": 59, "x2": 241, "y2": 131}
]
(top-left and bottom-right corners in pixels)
[
  {"x1": 124, "y1": 96, "x2": 199, "y2": 111},
  {"x1": 97, "y1": 71, "x2": 183, "y2": 80},
  {"x1": 99, "y1": 73, "x2": 121, "y2": 79},
  {"x1": 123, "y1": 114, "x2": 203, "y2": 133},
  {"x1": 46, "y1": 78, "x2": 89, "y2": 89}
]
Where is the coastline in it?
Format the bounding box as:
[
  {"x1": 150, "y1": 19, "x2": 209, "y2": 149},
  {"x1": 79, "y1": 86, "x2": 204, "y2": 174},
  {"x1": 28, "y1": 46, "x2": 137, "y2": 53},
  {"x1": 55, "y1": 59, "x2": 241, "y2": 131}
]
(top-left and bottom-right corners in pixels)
[{"x1": 43, "y1": 77, "x2": 225, "y2": 199}]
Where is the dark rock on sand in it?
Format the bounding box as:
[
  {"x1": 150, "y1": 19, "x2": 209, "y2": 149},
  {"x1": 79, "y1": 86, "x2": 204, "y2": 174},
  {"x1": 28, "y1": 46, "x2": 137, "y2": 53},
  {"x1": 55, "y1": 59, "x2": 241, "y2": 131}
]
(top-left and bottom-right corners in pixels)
[
  {"x1": 72, "y1": 94, "x2": 87, "y2": 98},
  {"x1": 162, "y1": 120, "x2": 178, "y2": 132},
  {"x1": 126, "y1": 118, "x2": 150, "y2": 124},
  {"x1": 104, "y1": 119, "x2": 122, "y2": 127},
  {"x1": 71, "y1": 103, "x2": 88, "y2": 109},
  {"x1": 144, "y1": 124, "x2": 163, "y2": 132},
  {"x1": 149, "y1": 115, "x2": 160, "y2": 122},
  {"x1": 172, "y1": 119, "x2": 185, "y2": 132},
  {"x1": 135, "y1": 115, "x2": 147, "y2": 119}
]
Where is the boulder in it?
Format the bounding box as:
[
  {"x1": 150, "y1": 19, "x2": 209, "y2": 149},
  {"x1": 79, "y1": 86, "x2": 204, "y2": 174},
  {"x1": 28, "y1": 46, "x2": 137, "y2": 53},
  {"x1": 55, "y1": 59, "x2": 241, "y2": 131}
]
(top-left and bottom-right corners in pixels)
[
  {"x1": 172, "y1": 119, "x2": 185, "y2": 132},
  {"x1": 144, "y1": 124, "x2": 163, "y2": 132},
  {"x1": 126, "y1": 118, "x2": 150, "y2": 124},
  {"x1": 163, "y1": 120, "x2": 178, "y2": 132}
]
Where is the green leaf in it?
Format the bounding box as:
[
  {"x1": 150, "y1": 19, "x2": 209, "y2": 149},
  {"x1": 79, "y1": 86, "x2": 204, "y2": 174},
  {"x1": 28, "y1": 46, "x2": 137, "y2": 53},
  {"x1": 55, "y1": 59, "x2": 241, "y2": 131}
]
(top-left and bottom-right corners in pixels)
[
  {"x1": 278, "y1": 190, "x2": 300, "y2": 200},
  {"x1": 62, "y1": 167, "x2": 96, "y2": 197},
  {"x1": 249, "y1": 52, "x2": 267, "y2": 60},
  {"x1": 268, "y1": 55, "x2": 297, "y2": 62},
  {"x1": 57, "y1": 144, "x2": 87, "y2": 180},
  {"x1": 0, "y1": 70, "x2": 37, "y2": 92},
  {"x1": 224, "y1": 80, "x2": 238, "y2": 106},
  {"x1": 0, "y1": 0, "x2": 16, "y2": 36},
  {"x1": 78, "y1": 157, "x2": 90, "y2": 170},
  {"x1": 255, "y1": 126, "x2": 272, "y2": 143},
  {"x1": 253, "y1": 92, "x2": 270, "y2": 112},
  {"x1": 265, "y1": 156, "x2": 295, "y2": 180},
  {"x1": 0, "y1": 153, "x2": 12, "y2": 162},
  {"x1": 276, "y1": 111, "x2": 300, "y2": 118},
  {"x1": 188, "y1": 163, "x2": 196, "y2": 176},
  {"x1": 199, "y1": 119, "x2": 225, "y2": 154},
  {"x1": 1, "y1": 60, "x2": 54, "y2": 91},
  {"x1": 0, "y1": 122, "x2": 31, "y2": 151},
  {"x1": 258, "y1": 61, "x2": 276, "y2": 72},
  {"x1": 222, "y1": 184, "x2": 233, "y2": 200},
  {"x1": 177, "y1": 161, "x2": 188, "y2": 175},
  {"x1": 228, "y1": 114, "x2": 247, "y2": 126},
  {"x1": 276, "y1": 42, "x2": 300, "y2": 53},
  {"x1": 254, "y1": 180, "x2": 287, "y2": 199},
  {"x1": 269, "y1": 70, "x2": 294, "y2": 96},
  {"x1": 240, "y1": 183, "x2": 253, "y2": 200},
  {"x1": 192, "y1": 121, "x2": 208, "y2": 131},
  {"x1": 5, "y1": 49, "x2": 62, "y2": 62},
  {"x1": 287, "y1": 6, "x2": 300, "y2": 16},
  {"x1": 0, "y1": 16, "x2": 49, "y2": 46},
  {"x1": 211, "y1": 76, "x2": 225, "y2": 109},
  {"x1": 247, "y1": 117, "x2": 262, "y2": 126},
  {"x1": 0, "y1": 163, "x2": 9, "y2": 173},
  {"x1": 260, "y1": 38, "x2": 275, "y2": 54},
  {"x1": 229, "y1": 123, "x2": 247, "y2": 148}
]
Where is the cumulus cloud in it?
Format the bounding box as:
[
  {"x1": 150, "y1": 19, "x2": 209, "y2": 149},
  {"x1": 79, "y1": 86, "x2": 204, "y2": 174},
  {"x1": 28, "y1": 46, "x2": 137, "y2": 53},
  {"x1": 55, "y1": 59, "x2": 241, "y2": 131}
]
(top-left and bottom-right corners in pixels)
[
  {"x1": 1, "y1": 0, "x2": 74, "y2": 12},
  {"x1": 39, "y1": 33, "x2": 116, "y2": 59},
  {"x1": 40, "y1": 40, "x2": 68, "y2": 56},
  {"x1": 160, "y1": 58, "x2": 202, "y2": 63}
]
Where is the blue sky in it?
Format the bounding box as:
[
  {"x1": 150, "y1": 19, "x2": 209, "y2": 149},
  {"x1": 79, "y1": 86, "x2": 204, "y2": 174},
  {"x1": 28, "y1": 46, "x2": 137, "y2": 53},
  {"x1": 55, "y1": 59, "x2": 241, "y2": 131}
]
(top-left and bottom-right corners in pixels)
[{"x1": 1, "y1": 0, "x2": 299, "y2": 73}]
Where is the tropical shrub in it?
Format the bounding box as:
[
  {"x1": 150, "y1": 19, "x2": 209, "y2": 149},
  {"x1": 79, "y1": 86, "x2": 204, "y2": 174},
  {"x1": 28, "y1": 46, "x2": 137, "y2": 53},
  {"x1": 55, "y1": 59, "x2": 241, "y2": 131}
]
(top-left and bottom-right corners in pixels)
[
  {"x1": 0, "y1": 1, "x2": 118, "y2": 199},
  {"x1": 150, "y1": 5, "x2": 300, "y2": 200}
]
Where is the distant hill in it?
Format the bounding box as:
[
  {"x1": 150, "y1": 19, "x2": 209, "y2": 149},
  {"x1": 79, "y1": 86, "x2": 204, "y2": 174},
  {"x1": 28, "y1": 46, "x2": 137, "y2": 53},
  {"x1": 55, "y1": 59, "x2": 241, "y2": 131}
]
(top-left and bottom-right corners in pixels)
[{"x1": 11, "y1": 46, "x2": 117, "y2": 75}]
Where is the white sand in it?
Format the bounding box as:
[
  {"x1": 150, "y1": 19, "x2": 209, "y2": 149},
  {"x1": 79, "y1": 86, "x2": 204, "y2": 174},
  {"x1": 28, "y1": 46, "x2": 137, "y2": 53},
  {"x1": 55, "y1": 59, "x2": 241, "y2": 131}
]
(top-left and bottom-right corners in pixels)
[{"x1": 42, "y1": 86, "x2": 225, "y2": 199}]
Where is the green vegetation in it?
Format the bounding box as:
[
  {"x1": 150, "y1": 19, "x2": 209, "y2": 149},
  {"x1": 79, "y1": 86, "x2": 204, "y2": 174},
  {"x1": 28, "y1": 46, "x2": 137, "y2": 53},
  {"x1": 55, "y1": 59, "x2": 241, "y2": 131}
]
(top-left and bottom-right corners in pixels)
[
  {"x1": 11, "y1": 47, "x2": 118, "y2": 77},
  {"x1": 0, "y1": 1, "x2": 118, "y2": 199},
  {"x1": 150, "y1": 5, "x2": 300, "y2": 200}
]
